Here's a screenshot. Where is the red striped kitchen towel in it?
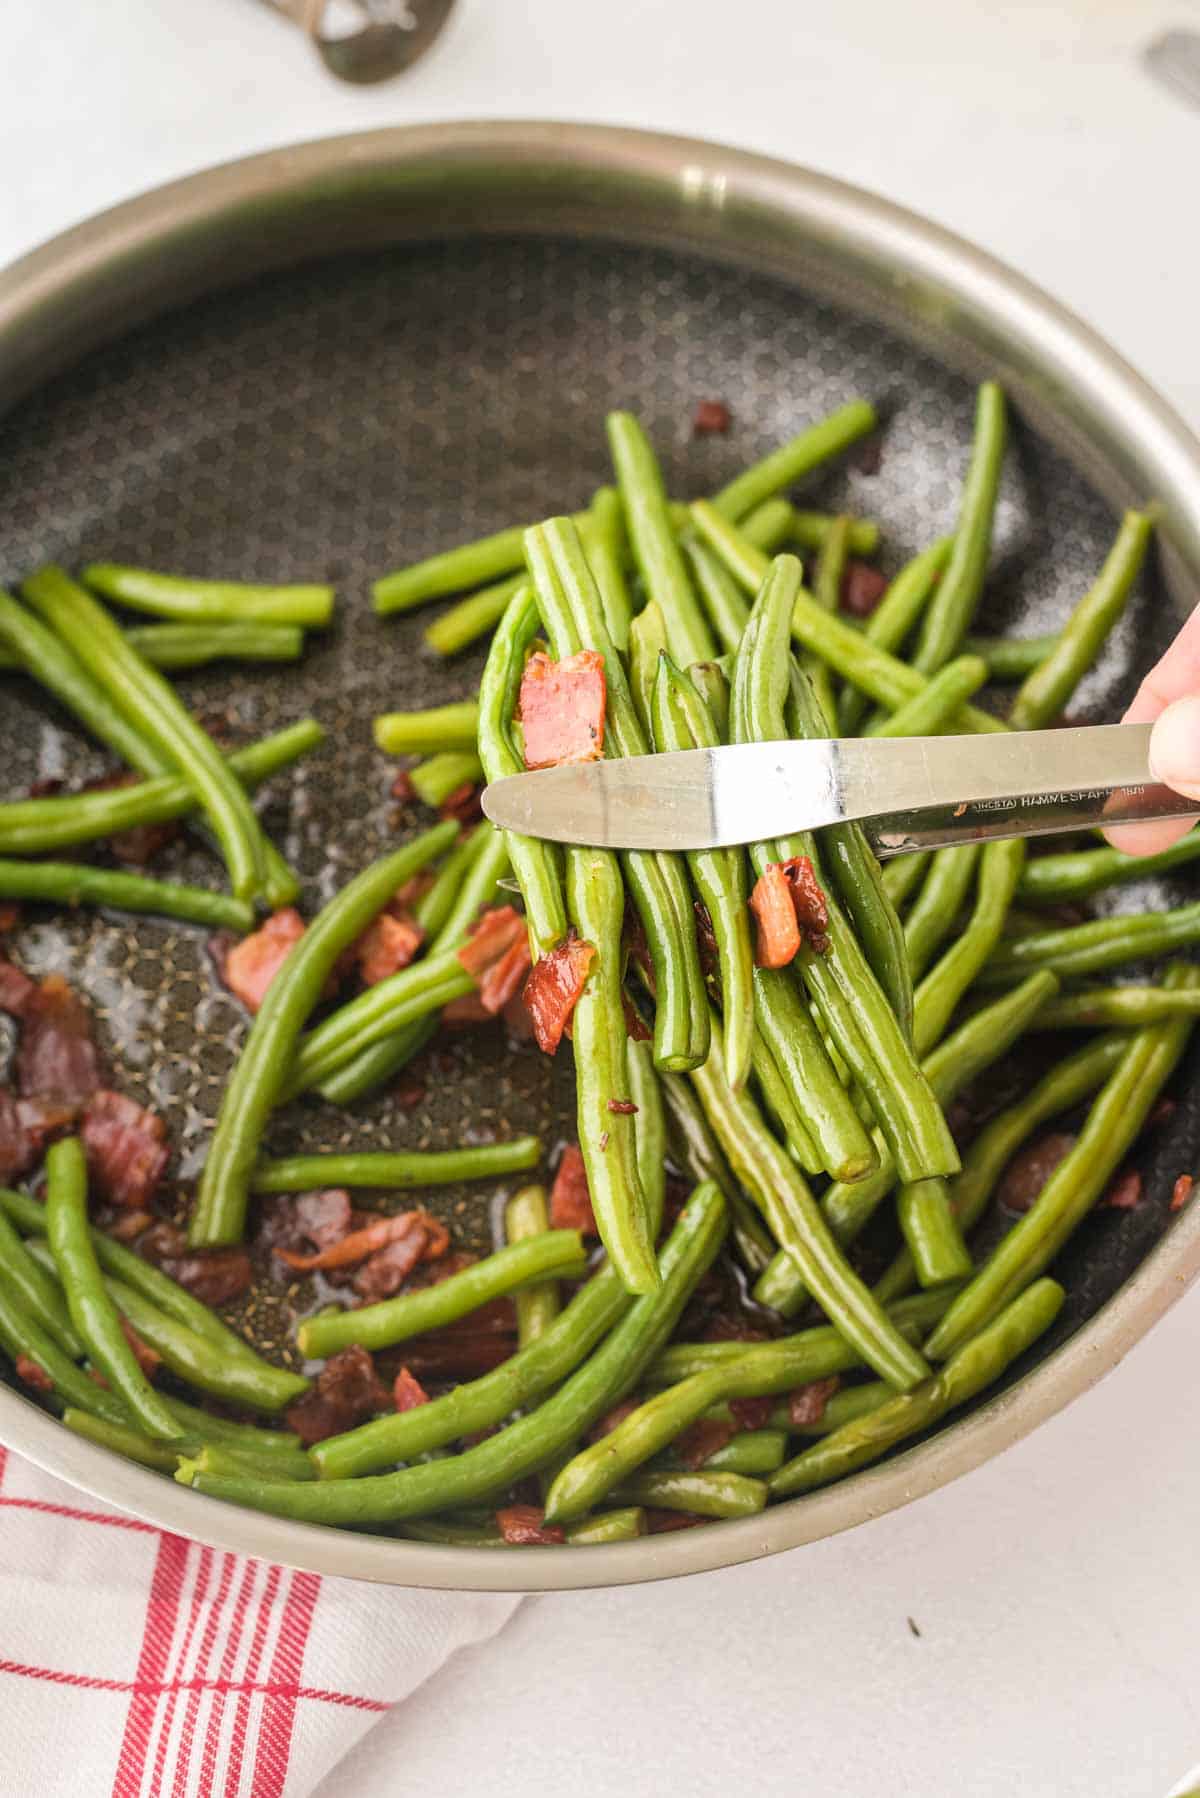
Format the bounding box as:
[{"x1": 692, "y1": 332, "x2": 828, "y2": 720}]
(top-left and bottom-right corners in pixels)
[{"x1": 0, "y1": 1446, "x2": 519, "y2": 1796}]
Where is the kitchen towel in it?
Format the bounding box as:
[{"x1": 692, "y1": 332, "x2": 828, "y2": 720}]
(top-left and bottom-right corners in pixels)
[{"x1": 0, "y1": 1445, "x2": 519, "y2": 1796}]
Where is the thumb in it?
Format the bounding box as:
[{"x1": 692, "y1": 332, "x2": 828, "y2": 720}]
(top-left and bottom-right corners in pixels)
[{"x1": 1149, "y1": 695, "x2": 1200, "y2": 801}]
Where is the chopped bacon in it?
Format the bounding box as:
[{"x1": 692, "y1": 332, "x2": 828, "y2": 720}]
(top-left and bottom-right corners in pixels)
[
  {"x1": 621, "y1": 992, "x2": 652, "y2": 1043},
  {"x1": 730, "y1": 1395, "x2": 773, "y2": 1432},
  {"x1": 674, "y1": 1416, "x2": 734, "y2": 1469},
  {"x1": 119, "y1": 1317, "x2": 161, "y2": 1380},
  {"x1": 1171, "y1": 1174, "x2": 1195, "y2": 1213},
  {"x1": 81, "y1": 1090, "x2": 169, "y2": 1208},
  {"x1": 15, "y1": 1354, "x2": 53, "y2": 1394},
  {"x1": 840, "y1": 560, "x2": 888, "y2": 618},
  {"x1": 105, "y1": 1208, "x2": 154, "y2": 1243},
  {"x1": 393, "y1": 871, "x2": 436, "y2": 912},
  {"x1": 523, "y1": 934, "x2": 596, "y2": 1055},
  {"x1": 479, "y1": 935, "x2": 532, "y2": 1015},
  {"x1": 82, "y1": 771, "x2": 181, "y2": 865},
  {"x1": 285, "y1": 1345, "x2": 389, "y2": 1447},
  {"x1": 0, "y1": 956, "x2": 35, "y2": 1015},
  {"x1": 607, "y1": 1098, "x2": 638, "y2": 1116},
  {"x1": 550, "y1": 1144, "x2": 595, "y2": 1235},
  {"x1": 693, "y1": 399, "x2": 731, "y2": 436},
  {"x1": 779, "y1": 855, "x2": 830, "y2": 950},
  {"x1": 441, "y1": 991, "x2": 491, "y2": 1026},
  {"x1": 749, "y1": 864, "x2": 801, "y2": 968},
  {"x1": 1150, "y1": 1097, "x2": 1178, "y2": 1132},
  {"x1": 788, "y1": 1376, "x2": 841, "y2": 1429},
  {"x1": 693, "y1": 901, "x2": 720, "y2": 982},
  {"x1": 394, "y1": 1074, "x2": 427, "y2": 1111},
  {"x1": 353, "y1": 1232, "x2": 436, "y2": 1302},
  {"x1": 390, "y1": 770, "x2": 416, "y2": 804},
  {"x1": 495, "y1": 1504, "x2": 565, "y2": 1546},
  {"x1": 0, "y1": 905, "x2": 20, "y2": 934},
  {"x1": 16, "y1": 975, "x2": 102, "y2": 1105},
  {"x1": 392, "y1": 1366, "x2": 429, "y2": 1412},
  {"x1": 354, "y1": 912, "x2": 424, "y2": 987},
  {"x1": 220, "y1": 909, "x2": 306, "y2": 1012},
  {"x1": 701, "y1": 1313, "x2": 771, "y2": 1345},
  {"x1": 439, "y1": 783, "x2": 484, "y2": 825},
  {"x1": 276, "y1": 1209, "x2": 428, "y2": 1273},
  {"x1": 1100, "y1": 1169, "x2": 1143, "y2": 1211},
  {"x1": 457, "y1": 906, "x2": 524, "y2": 979},
  {"x1": 518, "y1": 649, "x2": 607, "y2": 770},
  {"x1": 586, "y1": 1397, "x2": 640, "y2": 1444},
  {"x1": 646, "y1": 1509, "x2": 705, "y2": 1533},
  {"x1": 134, "y1": 1217, "x2": 253, "y2": 1306},
  {"x1": 998, "y1": 1132, "x2": 1076, "y2": 1215},
  {"x1": 399, "y1": 1331, "x2": 516, "y2": 1378},
  {"x1": 0, "y1": 1091, "x2": 73, "y2": 1182}
]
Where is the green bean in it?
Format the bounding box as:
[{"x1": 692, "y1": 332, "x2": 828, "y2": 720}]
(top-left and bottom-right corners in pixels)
[
  {"x1": 580, "y1": 486, "x2": 634, "y2": 652},
  {"x1": 865, "y1": 655, "x2": 988, "y2": 738},
  {"x1": 423, "y1": 823, "x2": 511, "y2": 950},
  {"x1": 374, "y1": 523, "x2": 533, "y2": 615},
  {"x1": 806, "y1": 513, "x2": 851, "y2": 726},
  {"x1": 608, "y1": 1469, "x2": 766, "y2": 1518},
  {"x1": 409, "y1": 750, "x2": 484, "y2": 808},
  {"x1": 607, "y1": 413, "x2": 716, "y2": 666},
  {"x1": 373, "y1": 701, "x2": 480, "y2": 756},
  {"x1": 687, "y1": 661, "x2": 731, "y2": 741},
  {"x1": 896, "y1": 1178, "x2": 973, "y2": 1286},
  {"x1": 777, "y1": 1380, "x2": 892, "y2": 1436},
  {"x1": 0, "y1": 858, "x2": 254, "y2": 932},
  {"x1": 253, "y1": 1136, "x2": 543, "y2": 1199},
  {"x1": 22, "y1": 568, "x2": 272, "y2": 903},
  {"x1": 734, "y1": 498, "x2": 793, "y2": 557},
  {"x1": 752, "y1": 971, "x2": 875, "y2": 1180},
  {"x1": 710, "y1": 402, "x2": 877, "y2": 521},
  {"x1": 1037, "y1": 986, "x2": 1200, "y2": 1030},
  {"x1": 422, "y1": 575, "x2": 524, "y2": 657},
  {"x1": 506, "y1": 1188, "x2": 561, "y2": 1349},
  {"x1": 179, "y1": 1184, "x2": 727, "y2": 1524},
  {"x1": 82, "y1": 564, "x2": 334, "y2": 627},
  {"x1": 628, "y1": 600, "x2": 668, "y2": 739},
  {"x1": 0, "y1": 719, "x2": 324, "y2": 858},
  {"x1": 651, "y1": 656, "x2": 755, "y2": 1089},
  {"x1": 840, "y1": 538, "x2": 954, "y2": 732},
  {"x1": 748, "y1": 1024, "x2": 821, "y2": 1172},
  {"x1": 411, "y1": 825, "x2": 482, "y2": 938},
  {"x1": 753, "y1": 970, "x2": 1059, "y2": 1315},
  {"x1": 926, "y1": 967, "x2": 1199, "y2": 1359},
  {"x1": 655, "y1": 1065, "x2": 775, "y2": 1275},
  {"x1": 287, "y1": 950, "x2": 473, "y2": 1098},
  {"x1": 0, "y1": 1274, "x2": 132, "y2": 1426},
  {"x1": 545, "y1": 1365, "x2": 731, "y2": 1520},
  {"x1": 913, "y1": 838, "x2": 1026, "y2": 1053},
  {"x1": 963, "y1": 632, "x2": 1060, "y2": 681},
  {"x1": 692, "y1": 1013, "x2": 930, "y2": 1391},
  {"x1": 397, "y1": 1509, "x2": 647, "y2": 1546},
  {"x1": 696, "y1": 1430, "x2": 788, "y2": 1475},
  {"x1": 190, "y1": 825, "x2": 457, "y2": 1245},
  {"x1": 312, "y1": 1016, "x2": 436, "y2": 1108},
  {"x1": 1008, "y1": 510, "x2": 1155, "y2": 731},
  {"x1": 911, "y1": 383, "x2": 1007, "y2": 675},
  {"x1": 789, "y1": 510, "x2": 880, "y2": 556},
  {"x1": 160, "y1": 1397, "x2": 302, "y2": 1454},
  {"x1": 0, "y1": 1205, "x2": 82, "y2": 1356},
  {"x1": 682, "y1": 536, "x2": 751, "y2": 654},
  {"x1": 563, "y1": 1507, "x2": 646, "y2": 1544},
  {"x1": 979, "y1": 901, "x2": 1200, "y2": 988},
  {"x1": 45, "y1": 1138, "x2": 181, "y2": 1439},
  {"x1": 0, "y1": 621, "x2": 305, "y2": 672},
  {"x1": 1019, "y1": 830, "x2": 1200, "y2": 904},
  {"x1": 770, "y1": 1278, "x2": 1063, "y2": 1497},
  {"x1": 881, "y1": 850, "x2": 932, "y2": 909},
  {"x1": 189, "y1": 1442, "x2": 316, "y2": 1482},
  {"x1": 902, "y1": 844, "x2": 982, "y2": 982},
  {"x1": 62, "y1": 1407, "x2": 183, "y2": 1471},
  {"x1": 627, "y1": 1037, "x2": 667, "y2": 1242}
]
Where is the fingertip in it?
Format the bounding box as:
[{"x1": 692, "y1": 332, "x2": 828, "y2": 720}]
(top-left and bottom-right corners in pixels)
[{"x1": 1149, "y1": 696, "x2": 1200, "y2": 799}]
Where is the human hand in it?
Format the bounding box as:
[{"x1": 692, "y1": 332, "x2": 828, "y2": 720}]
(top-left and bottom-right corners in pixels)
[{"x1": 1105, "y1": 603, "x2": 1200, "y2": 854}]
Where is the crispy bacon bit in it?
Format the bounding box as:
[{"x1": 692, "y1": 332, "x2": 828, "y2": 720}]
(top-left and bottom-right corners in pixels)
[
  {"x1": 0, "y1": 956, "x2": 35, "y2": 1015},
  {"x1": 693, "y1": 399, "x2": 731, "y2": 436},
  {"x1": 457, "y1": 906, "x2": 525, "y2": 980},
  {"x1": 441, "y1": 991, "x2": 491, "y2": 1026},
  {"x1": 646, "y1": 1509, "x2": 705, "y2": 1533},
  {"x1": 220, "y1": 909, "x2": 306, "y2": 1012},
  {"x1": 749, "y1": 864, "x2": 801, "y2": 968},
  {"x1": 779, "y1": 855, "x2": 830, "y2": 951},
  {"x1": 1100, "y1": 1169, "x2": 1143, "y2": 1211},
  {"x1": 394, "y1": 1074, "x2": 427, "y2": 1111},
  {"x1": 0, "y1": 905, "x2": 20, "y2": 933},
  {"x1": 788, "y1": 1376, "x2": 841, "y2": 1429},
  {"x1": 392, "y1": 1366, "x2": 429, "y2": 1413},
  {"x1": 81, "y1": 1090, "x2": 169, "y2": 1208},
  {"x1": 119, "y1": 1317, "x2": 161, "y2": 1380},
  {"x1": 79, "y1": 771, "x2": 181, "y2": 865},
  {"x1": 390, "y1": 770, "x2": 416, "y2": 804},
  {"x1": 354, "y1": 912, "x2": 424, "y2": 987},
  {"x1": 550, "y1": 1143, "x2": 595, "y2": 1235},
  {"x1": 586, "y1": 1398, "x2": 640, "y2": 1444},
  {"x1": 607, "y1": 1098, "x2": 638, "y2": 1116},
  {"x1": 1151, "y1": 1097, "x2": 1178, "y2": 1131},
  {"x1": 518, "y1": 649, "x2": 607, "y2": 770},
  {"x1": 623, "y1": 910, "x2": 655, "y2": 995},
  {"x1": 164, "y1": 1246, "x2": 251, "y2": 1307},
  {"x1": 400, "y1": 1331, "x2": 515, "y2": 1378},
  {"x1": 674, "y1": 1416, "x2": 734, "y2": 1469},
  {"x1": 276, "y1": 1208, "x2": 438, "y2": 1274},
  {"x1": 285, "y1": 1345, "x2": 389, "y2": 1447},
  {"x1": 840, "y1": 560, "x2": 888, "y2": 618},
  {"x1": 15, "y1": 1353, "x2": 53, "y2": 1394},
  {"x1": 439, "y1": 782, "x2": 484, "y2": 825},
  {"x1": 730, "y1": 1395, "x2": 773, "y2": 1432},
  {"x1": 0, "y1": 1091, "x2": 73, "y2": 1182},
  {"x1": 998, "y1": 1132, "x2": 1076, "y2": 1215},
  {"x1": 353, "y1": 1229, "x2": 435, "y2": 1302},
  {"x1": 693, "y1": 900, "x2": 720, "y2": 983},
  {"x1": 495, "y1": 1504, "x2": 565, "y2": 1546},
  {"x1": 1171, "y1": 1174, "x2": 1194, "y2": 1213},
  {"x1": 16, "y1": 974, "x2": 101, "y2": 1105},
  {"x1": 479, "y1": 935, "x2": 532, "y2": 1015},
  {"x1": 522, "y1": 934, "x2": 596, "y2": 1055},
  {"x1": 106, "y1": 1208, "x2": 154, "y2": 1243}
]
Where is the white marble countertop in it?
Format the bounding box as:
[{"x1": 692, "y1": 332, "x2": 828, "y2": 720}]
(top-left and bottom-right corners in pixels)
[{"x1": 4, "y1": 3, "x2": 1200, "y2": 1792}]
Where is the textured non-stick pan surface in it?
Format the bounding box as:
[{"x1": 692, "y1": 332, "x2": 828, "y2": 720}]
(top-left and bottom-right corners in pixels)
[{"x1": 0, "y1": 235, "x2": 1195, "y2": 1411}]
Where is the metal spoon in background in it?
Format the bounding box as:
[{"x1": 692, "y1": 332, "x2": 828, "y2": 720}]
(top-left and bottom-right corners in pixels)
[
  {"x1": 1143, "y1": 30, "x2": 1200, "y2": 112},
  {"x1": 254, "y1": 0, "x2": 456, "y2": 84}
]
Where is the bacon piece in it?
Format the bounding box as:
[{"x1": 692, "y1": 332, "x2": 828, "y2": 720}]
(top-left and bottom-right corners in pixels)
[
  {"x1": 393, "y1": 871, "x2": 436, "y2": 912},
  {"x1": 439, "y1": 783, "x2": 484, "y2": 825},
  {"x1": 133, "y1": 1217, "x2": 253, "y2": 1306},
  {"x1": 285, "y1": 1345, "x2": 389, "y2": 1447},
  {"x1": 479, "y1": 935, "x2": 531, "y2": 1015},
  {"x1": 1099, "y1": 1169, "x2": 1142, "y2": 1211},
  {"x1": 15, "y1": 1354, "x2": 53, "y2": 1394},
  {"x1": 0, "y1": 956, "x2": 35, "y2": 1015},
  {"x1": 394, "y1": 1074, "x2": 427, "y2": 1111},
  {"x1": 354, "y1": 912, "x2": 424, "y2": 987},
  {"x1": 276, "y1": 1208, "x2": 431, "y2": 1273},
  {"x1": 730, "y1": 1395, "x2": 773, "y2": 1432},
  {"x1": 779, "y1": 855, "x2": 830, "y2": 951},
  {"x1": 693, "y1": 399, "x2": 731, "y2": 436},
  {"x1": 693, "y1": 901, "x2": 720, "y2": 982},
  {"x1": 457, "y1": 906, "x2": 524, "y2": 978},
  {"x1": 522, "y1": 935, "x2": 596, "y2": 1055},
  {"x1": 16, "y1": 975, "x2": 102, "y2": 1105},
  {"x1": 441, "y1": 991, "x2": 491, "y2": 1026},
  {"x1": 495, "y1": 1504, "x2": 565, "y2": 1546},
  {"x1": 82, "y1": 771, "x2": 181, "y2": 865},
  {"x1": 674, "y1": 1416, "x2": 734, "y2": 1469},
  {"x1": 586, "y1": 1397, "x2": 640, "y2": 1444},
  {"x1": 119, "y1": 1317, "x2": 161, "y2": 1380},
  {"x1": 646, "y1": 1509, "x2": 705, "y2": 1533},
  {"x1": 220, "y1": 908, "x2": 306, "y2": 1012},
  {"x1": 81, "y1": 1090, "x2": 169, "y2": 1209},
  {"x1": 106, "y1": 1208, "x2": 154, "y2": 1243},
  {"x1": 390, "y1": 770, "x2": 416, "y2": 804},
  {"x1": 352, "y1": 1229, "x2": 434, "y2": 1301},
  {"x1": 788, "y1": 1376, "x2": 841, "y2": 1428},
  {"x1": 392, "y1": 1366, "x2": 430, "y2": 1412},
  {"x1": 1171, "y1": 1173, "x2": 1195, "y2": 1213},
  {"x1": 518, "y1": 649, "x2": 607, "y2": 770},
  {"x1": 0, "y1": 1091, "x2": 73, "y2": 1182},
  {"x1": 607, "y1": 1098, "x2": 638, "y2": 1116},
  {"x1": 399, "y1": 1331, "x2": 516, "y2": 1378},
  {"x1": 0, "y1": 905, "x2": 20, "y2": 934},
  {"x1": 749, "y1": 864, "x2": 801, "y2": 968},
  {"x1": 549, "y1": 1144, "x2": 596, "y2": 1235},
  {"x1": 998, "y1": 1132, "x2": 1077, "y2": 1215},
  {"x1": 840, "y1": 560, "x2": 888, "y2": 618},
  {"x1": 621, "y1": 993, "x2": 652, "y2": 1043}
]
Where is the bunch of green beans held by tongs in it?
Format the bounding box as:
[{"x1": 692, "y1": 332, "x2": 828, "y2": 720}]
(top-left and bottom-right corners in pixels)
[{"x1": 2, "y1": 382, "x2": 1199, "y2": 1546}]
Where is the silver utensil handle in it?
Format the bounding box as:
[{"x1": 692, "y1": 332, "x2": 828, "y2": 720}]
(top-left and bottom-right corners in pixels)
[
  {"x1": 869, "y1": 775, "x2": 1200, "y2": 857},
  {"x1": 252, "y1": 0, "x2": 453, "y2": 83}
]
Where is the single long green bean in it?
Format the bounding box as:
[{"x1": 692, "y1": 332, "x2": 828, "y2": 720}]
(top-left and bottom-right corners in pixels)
[
  {"x1": 161, "y1": 1398, "x2": 302, "y2": 1454},
  {"x1": 979, "y1": 901, "x2": 1200, "y2": 988},
  {"x1": 581, "y1": 486, "x2": 634, "y2": 652},
  {"x1": 963, "y1": 632, "x2": 1060, "y2": 681},
  {"x1": 409, "y1": 751, "x2": 483, "y2": 808},
  {"x1": 865, "y1": 655, "x2": 989, "y2": 738},
  {"x1": 627, "y1": 1037, "x2": 667, "y2": 1241},
  {"x1": 788, "y1": 509, "x2": 880, "y2": 556},
  {"x1": 412, "y1": 825, "x2": 482, "y2": 938},
  {"x1": 0, "y1": 858, "x2": 254, "y2": 932},
  {"x1": 422, "y1": 575, "x2": 524, "y2": 657},
  {"x1": 190, "y1": 825, "x2": 457, "y2": 1245},
  {"x1": 62, "y1": 1407, "x2": 184, "y2": 1471},
  {"x1": 682, "y1": 537, "x2": 751, "y2": 654},
  {"x1": 179, "y1": 1184, "x2": 727, "y2": 1524},
  {"x1": 506, "y1": 1187, "x2": 562, "y2": 1348},
  {"x1": 749, "y1": 1025, "x2": 821, "y2": 1172},
  {"x1": 896, "y1": 1178, "x2": 973, "y2": 1286},
  {"x1": 910, "y1": 382, "x2": 1007, "y2": 675},
  {"x1": 607, "y1": 413, "x2": 715, "y2": 666},
  {"x1": 373, "y1": 701, "x2": 480, "y2": 756},
  {"x1": 628, "y1": 601, "x2": 668, "y2": 739},
  {"x1": 695, "y1": 1430, "x2": 788, "y2": 1475},
  {"x1": 0, "y1": 1206, "x2": 83, "y2": 1357},
  {"x1": 739, "y1": 498, "x2": 803, "y2": 553},
  {"x1": 687, "y1": 661, "x2": 731, "y2": 741},
  {"x1": 913, "y1": 838, "x2": 1027, "y2": 1054},
  {"x1": 286, "y1": 950, "x2": 474, "y2": 1097},
  {"x1": 608, "y1": 1469, "x2": 766, "y2": 1518},
  {"x1": 1018, "y1": 829, "x2": 1200, "y2": 903},
  {"x1": 902, "y1": 844, "x2": 982, "y2": 983},
  {"x1": 881, "y1": 851, "x2": 932, "y2": 909},
  {"x1": 840, "y1": 538, "x2": 954, "y2": 732},
  {"x1": 0, "y1": 1275, "x2": 133, "y2": 1427},
  {"x1": 751, "y1": 970, "x2": 875, "y2": 1181},
  {"x1": 655, "y1": 1065, "x2": 775, "y2": 1275},
  {"x1": 82, "y1": 564, "x2": 334, "y2": 627},
  {"x1": 770, "y1": 1279, "x2": 1063, "y2": 1497},
  {"x1": 710, "y1": 402, "x2": 877, "y2": 521},
  {"x1": 1008, "y1": 509, "x2": 1155, "y2": 731},
  {"x1": 252, "y1": 1136, "x2": 542, "y2": 1197},
  {"x1": 45, "y1": 1138, "x2": 181, "y2": 1439},
  {"x1": 375, "y1": 523, "x2": 533, "y2": 615},
  {"x1": 1037, "y1": 986, "x2": 1200, "y2": 1030},
  {"x1": 0, "y1": 621, "x2": 305, "y2": 672}
]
